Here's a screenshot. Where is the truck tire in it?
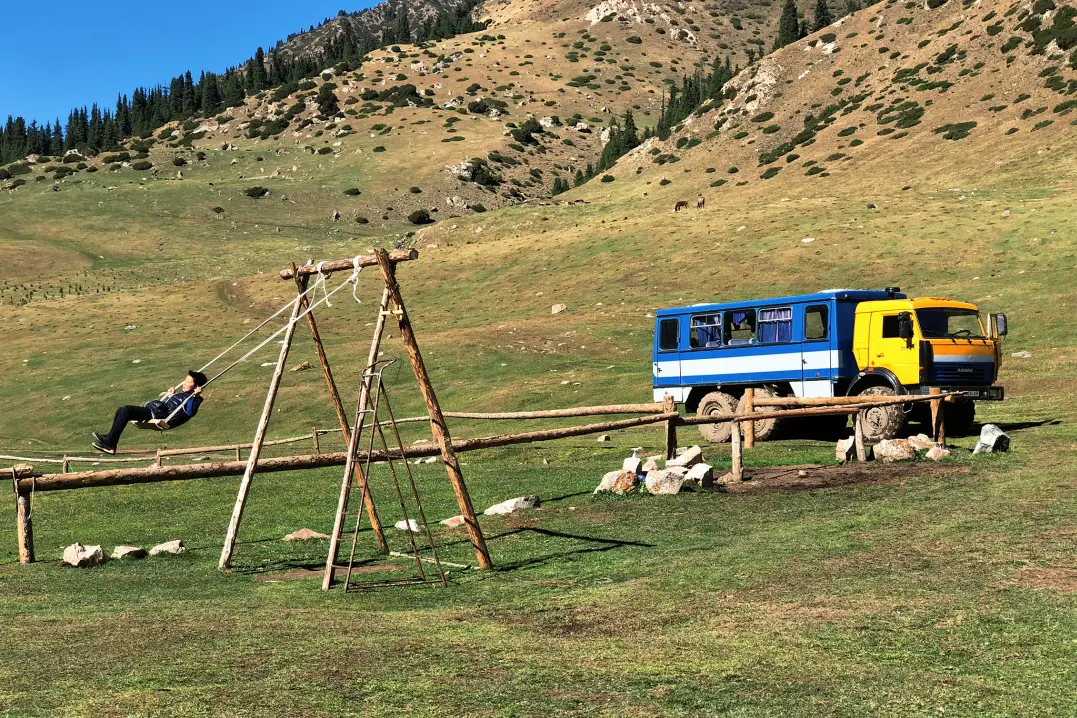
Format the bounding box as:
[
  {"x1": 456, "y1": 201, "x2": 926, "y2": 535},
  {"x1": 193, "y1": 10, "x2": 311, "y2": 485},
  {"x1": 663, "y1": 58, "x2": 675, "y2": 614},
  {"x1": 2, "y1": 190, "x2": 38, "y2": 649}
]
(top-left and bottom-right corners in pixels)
[
  {"x1": 696, "y1": 391, "x2": 738, "y2": 443},
  {"x1": 945, "y1": 400, "x2": 976, "y2": 436},
  {"x1": 737, "y1": 386, "x2": 780, "y2": 441},
  {"x1": 858, "y1": 385, "x2": 905, "y2": 441}
]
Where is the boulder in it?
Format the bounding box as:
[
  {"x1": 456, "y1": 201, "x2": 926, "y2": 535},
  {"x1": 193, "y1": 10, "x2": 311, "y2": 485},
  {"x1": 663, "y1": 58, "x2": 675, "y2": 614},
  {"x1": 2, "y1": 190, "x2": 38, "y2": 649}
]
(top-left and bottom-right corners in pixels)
[
  {"x1": 664, "y1": 466, "x2": 689, "y2": 479},
  {"x1": 594, "y1": 470, "x2": 640, "y2": 495},
  {"x1": 666, "y1": 445, "x2": 702, "y2": 468},
  {"x1": 641, "y1": 455, "x2": 661, "y2": 472},
  {"x1": 926, "y1": 446, "x2": 951, "y2": 461},
  {"x1": 290, "y1": 361, "x2": 312, "y2": 372},
  {"x1": 872, "y1": 439, "x2": 915, "y2": 462},
  {"x1": 394, "y1": 519, "x2": 421, "y2": 532},
  {"x1": 111, "y1": 545, "x2": 147, "y2": 560},
  {"x1": 973, "y1": 424, "x2": 1011, "y2": 454},
  {"x1": 596, "y1": 434, "x2": 611, "y2": 442},
  {"x1": 484, "y1": 495, "x2": 541, "y2": 515},
  {"x1": 283, "y1": 528, "x2": 330, "y2": 541},
  {"x1": 683, "y1": 463, "x2": 714, "y2": 488},
  {"x1": 645, "y1": 470, "x2": 686, "y2": 495},
  {"x1": 149, "y1": 539, "x2": 185, "y2": 556},
  {"x1": 440, "y1": 515, "x2": 466, "y2": 528},
  {"x1": 551, "y1": 303, "x2": 567, "y2": 314},
  {"x1": 1011, "y1": 350, "x2": 1031, "y2": 359},
  {"x1": 622, "y1": 456, "x2": 643, "y2": 475},
  {"x1": 906, "y1": 433, "x2": 936, "y2": 451},
  {"x1": 835, "y1": 436, "x2": 856, "y2": 464},
  {"x1": 63, "y1": 543, "x2": 106, "y2": 567}
]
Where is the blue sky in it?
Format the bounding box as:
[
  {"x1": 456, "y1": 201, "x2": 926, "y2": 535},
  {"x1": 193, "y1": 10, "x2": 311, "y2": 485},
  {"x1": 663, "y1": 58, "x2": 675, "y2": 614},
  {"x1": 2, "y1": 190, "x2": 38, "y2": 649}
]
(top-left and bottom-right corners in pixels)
[{"x1": 0, "y1": 1, "x2": 377, "y2": 125}]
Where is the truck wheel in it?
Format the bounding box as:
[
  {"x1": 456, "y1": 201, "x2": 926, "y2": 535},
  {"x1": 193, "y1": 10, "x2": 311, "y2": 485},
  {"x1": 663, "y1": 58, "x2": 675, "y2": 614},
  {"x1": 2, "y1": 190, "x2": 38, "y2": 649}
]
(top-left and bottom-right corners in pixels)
[
  {"x1": 945, "y1": 401, "x2": 976, "y2": 436},
  {"x1": 738, "y1": 386, "x2": 780, "y2": 441},
  {"x1": 858, "y1": 386, "x2": 905, "y2": 441},
  {"x1": 696, "y1": 391, "x2": 738, "y2": 443}
]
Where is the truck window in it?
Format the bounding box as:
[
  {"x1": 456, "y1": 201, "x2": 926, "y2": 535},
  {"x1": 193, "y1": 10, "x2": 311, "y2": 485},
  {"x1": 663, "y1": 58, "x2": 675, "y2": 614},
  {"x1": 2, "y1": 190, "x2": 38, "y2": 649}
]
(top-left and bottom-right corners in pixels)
[
  {"x1": 881, "y1": 315, "x2": 901, "y2": 338},
  {"x1": 689, "y1": 313, "x2": 722, "y2": 348},
  {"x1": 805, "y1": 304, "x2": 828, "y2": 340},
  {"x1": 658, "y1": 318, "x2": 679, "y2": 352},
  {"x1": 724, "y1": 309, "x2": 756, "y2": 346},
  {"x1": 758, "y1": 307, "x2": 792, "y2": 343},
  {"x1": 916, "y1": 308, "x2": 985, "y2": 339}
]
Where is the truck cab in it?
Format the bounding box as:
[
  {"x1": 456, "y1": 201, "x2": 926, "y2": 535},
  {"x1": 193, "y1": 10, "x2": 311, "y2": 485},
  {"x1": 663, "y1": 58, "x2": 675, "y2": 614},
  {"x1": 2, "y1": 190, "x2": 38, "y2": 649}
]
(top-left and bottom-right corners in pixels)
[{"x1": 653, "y1": 288, "x2": 1007, "y2": 443}]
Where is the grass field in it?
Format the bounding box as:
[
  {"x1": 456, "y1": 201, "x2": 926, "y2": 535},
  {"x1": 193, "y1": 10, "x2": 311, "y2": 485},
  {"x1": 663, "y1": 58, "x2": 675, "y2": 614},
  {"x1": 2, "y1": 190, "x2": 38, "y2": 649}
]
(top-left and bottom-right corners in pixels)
[{"x1": 3, "y1": 0, "x2": 1077, "y2": 712}]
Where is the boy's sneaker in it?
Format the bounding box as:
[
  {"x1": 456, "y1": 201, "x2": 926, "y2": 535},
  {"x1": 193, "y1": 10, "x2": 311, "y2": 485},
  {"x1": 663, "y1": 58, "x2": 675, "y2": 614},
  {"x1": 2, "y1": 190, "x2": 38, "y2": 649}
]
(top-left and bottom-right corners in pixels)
[{"x1": 91, "y1": 433, "x2": 116, "y2": 454}]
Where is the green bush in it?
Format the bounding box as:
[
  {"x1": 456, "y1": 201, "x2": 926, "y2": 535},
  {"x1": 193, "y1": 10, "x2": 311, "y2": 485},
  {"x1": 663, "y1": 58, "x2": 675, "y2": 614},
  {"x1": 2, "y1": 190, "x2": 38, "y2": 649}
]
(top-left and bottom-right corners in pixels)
[
  {"x1": 760, "y1": 167, "x2": 781, "y2": 179},
  {"x1": 0, "y1": 168, "x2": 10, "y2": 180},
  {"x1": 752, "y1": 111, "x2": 775, "y2": 123},
  {"x1": 471, "y1": 203, "x2": 487, "y2": 213},
  {"x1": 102, "y1": 152, "x2": 130, "y2": 164},
  {"x1": 933, "y1": 122, "x2": 976, "y2": 140},
  {"x1": 343, "y1": 188, "x2": 361, "y2": 196},
  {"x1": 173, "y1": 157, "x2": 187, "y2": 167},
  {"x1": 727, "y1": 167, "x2": 739, "y2": 174},
  {"x1": 373, "y1": 146, "x2": 386, "y2": 152},
  {"x1": 762, "y1": 125, "x2": 781, "y2": 134},
  {"x1": 837, "y1": 126, "x2": 857, "y2": 137},
  {"x1": 409, "y1": 186, "x2": 422, "y2": 193},
  {"x1": 317, "y1": 147, "x2": 334, "y2": 155},
  {"x1": 10, "y1": 178, "x2": 26, "y2": 188},
  {"x1": 626, "y1": 36, "x2": 642, "y2": 44},
  {"x1": 710, "y1": 179, "x2": 726, "y2": 187},
  {"x1": 600, "y1": 174, "x2": 614, "y2": 182},
  {"x1": 244, "y1": 186, "x2": 269, "y2": 198},
  {"x1": 132, "y1": 161, "x2": 152, "y2": 171},
  {"x1": 408, "y1": 209, "x2": 434, "y2": 224},
  {"x1": 355, "y1": 216, "x2": 369, "y2": 224}
]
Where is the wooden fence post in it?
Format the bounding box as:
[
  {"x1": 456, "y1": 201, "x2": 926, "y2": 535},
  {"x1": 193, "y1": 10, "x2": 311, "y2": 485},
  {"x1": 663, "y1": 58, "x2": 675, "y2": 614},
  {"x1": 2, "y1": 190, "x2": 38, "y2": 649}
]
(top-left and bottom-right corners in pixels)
[
  {"x1": 930, "y1": 387, "x2": 946, "y2": 446},
  {"x1": 312, "y1": 427, "x2": 320, "y2": 458},
  {"x1": 663, "y1": 394, "x2": 677, "y2": 460},
  {"x1": 374, "y1": 249, "x2": 492, "y2": 570},
  {"x1": 743, "y1": 388, "x2": 755, "y2": 450},
  {"x1": 12, "y1": 466, "x2": 34, "y2": 564},
  {"x1": 854, "y1": 411, "x2": 867, "y2": 462},
  {"x1": 730, "y1": 421, "x2": 743, "y2": 482}
]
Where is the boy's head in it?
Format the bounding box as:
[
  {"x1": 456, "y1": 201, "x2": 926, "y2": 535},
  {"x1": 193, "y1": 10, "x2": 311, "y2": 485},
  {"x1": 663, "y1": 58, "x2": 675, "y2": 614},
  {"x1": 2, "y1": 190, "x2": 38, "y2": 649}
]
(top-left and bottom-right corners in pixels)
[{"x1": 183, "y1": 371, "x2": 209, "y2": 391}]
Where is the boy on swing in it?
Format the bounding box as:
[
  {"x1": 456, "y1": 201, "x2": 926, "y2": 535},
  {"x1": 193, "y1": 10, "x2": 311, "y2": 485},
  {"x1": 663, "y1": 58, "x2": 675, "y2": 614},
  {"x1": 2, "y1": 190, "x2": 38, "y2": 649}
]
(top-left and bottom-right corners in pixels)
[{"x1": 92, "y1": 371, "x2": 207, "y2": 454}]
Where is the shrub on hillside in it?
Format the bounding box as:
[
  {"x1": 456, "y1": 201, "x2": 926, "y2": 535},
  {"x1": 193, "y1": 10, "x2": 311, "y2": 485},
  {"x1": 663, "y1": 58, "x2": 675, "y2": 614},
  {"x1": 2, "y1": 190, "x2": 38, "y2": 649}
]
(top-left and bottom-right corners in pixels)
[
  {"x1": 600, "y1": 174, "x2": 614, "y2": 182},
  {"x1": 9, "y1": 178, "x2": 26, "y2": 188},
  {"x1": 173, "y1": 157, "x2": 187, "y2": 167},
  {"x1": 0, "y1": 168, "x2": 10, "y2": 180},
  {"x1": 355, "y1": 216, "x2": 369, "y2": 224},
  {"x1": 373, "y1": 146, "x2": 386, "y2": 152},
  {"x1": 102, "y1": 152, "x2": 130, "y2": 163},
  {"x1": 317, "y1": 147, "x2": 334, "y2": 155},
  {"x1": 408, "y1": 209, "x2": 434, "y2": 224},
  {"x1": 471, "y1": 203, "x2": 487, "y2": 213},
  {"x1": 244, "y1": 186, "x2": 269, "y2": 198},
  {"x1": 343, "y1": 188, "x2": 361, "y2": 196},
  {"x1": 409, "y1": 186, "x2": 422, "y2": 193},
  {"x1": 132, "y1": 161, "x2": 152, "y2": 171},
  {"x1": 626, "y1": 36, "x2": 642, "y2": 44}
]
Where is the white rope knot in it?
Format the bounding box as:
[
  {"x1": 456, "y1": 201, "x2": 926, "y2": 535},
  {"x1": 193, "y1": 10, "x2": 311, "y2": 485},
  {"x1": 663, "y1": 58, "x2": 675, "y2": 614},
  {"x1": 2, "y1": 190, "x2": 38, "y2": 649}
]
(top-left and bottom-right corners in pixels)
[
  {"x1": 351, "y1": 256, "x2": 363, "y2": 304},
  {"x1": 315, "y1": 261, "x2": 332, "y2": 308}
]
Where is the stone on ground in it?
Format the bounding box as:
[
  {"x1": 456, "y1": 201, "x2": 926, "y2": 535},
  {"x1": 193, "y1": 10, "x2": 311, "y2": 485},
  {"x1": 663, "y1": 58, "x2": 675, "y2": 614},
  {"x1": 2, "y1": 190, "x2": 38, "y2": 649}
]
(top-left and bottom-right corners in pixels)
[
  {"x1": 622, "y1": 456, "x2": 643, "y2": 475},
  {"x1": 664, "y1": 465, "x2": 689, "y2": 479},
  {"x1": 394, "y1": 519, "x2": 421, "y2": 532},
  {"x1": 283, "y1": 528, "x2": 330, "y2": 541},
  {"x1": 645, "y1": 470, "x2": 686, "y2": 495},
  {"x1": 974, "y1": 424, "x2": 1011, "y2": 454},
  {"x1": 290, "y1": 361, "x2": 312, "y2": 372},
  {"x1": 596, "y1": 434, "x2": 612, "y2": 442},
  {"x1": 906, "y1": 433, "x2": 936, "y2": 451},
  {"x1": 835, "y1": 436, "x2": 856, "y2": 464},
  {"x1": 666, "y1": 445, "x2": 702, "y2": 468},
  {"x1": 926, "y1": 445, "x2": 951, "y2": 461},
  {"x1": 551, "y1": 303, "x2": 567, "y2": 314},
  {"x1": 111, "y1": 545, "x2": 147, "y2": 560},
  {"x1": 149, "y1": 539, "x2": 185, "y2": 556},
  {"x1": 683, "y1": 463, "x2": 714, "y2": 488},
  {"x1": 641, "y1": 455, "x2": 661, "y2": 472},
  {"x1": 63, "y1": 543, "x2": 106, "y2": 567},
  {"x1": 484, "y1": 495, "x2": 541, "y2": 515},
  {"x1": 872, "y1": 439, "x2": 916, "y2": 462},
  {"x1": 440, "y1": 515, "x2": 466, "y2": 528},
  {"x1": 594, "y1": 470, "x2": 640, "y2": 495}
]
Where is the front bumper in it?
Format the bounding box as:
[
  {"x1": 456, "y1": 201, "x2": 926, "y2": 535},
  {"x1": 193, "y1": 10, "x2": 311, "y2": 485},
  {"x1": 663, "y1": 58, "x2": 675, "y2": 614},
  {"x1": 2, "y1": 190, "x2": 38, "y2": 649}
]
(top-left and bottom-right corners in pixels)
[{"x1": 914, "y1": 385, "x2": 1005, "y2": 401}]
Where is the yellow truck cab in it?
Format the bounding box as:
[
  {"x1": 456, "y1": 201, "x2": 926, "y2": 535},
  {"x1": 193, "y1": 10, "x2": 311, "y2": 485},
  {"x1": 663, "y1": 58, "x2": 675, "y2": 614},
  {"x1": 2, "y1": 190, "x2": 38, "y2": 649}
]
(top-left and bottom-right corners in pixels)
[{"x1": 850, "y1": 292, "x2": 1006, "y2": 439}]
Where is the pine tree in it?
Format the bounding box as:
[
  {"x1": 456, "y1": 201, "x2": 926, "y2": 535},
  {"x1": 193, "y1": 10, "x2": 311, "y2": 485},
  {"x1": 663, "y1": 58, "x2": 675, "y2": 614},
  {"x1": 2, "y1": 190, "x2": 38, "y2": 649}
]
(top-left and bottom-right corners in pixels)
[
  {"x1": 775, "y1": 0, "x2": 801, "y2": 49},
  {"x1": 799, "y1": 18, "x2": 810, "y2": 38},
  {"x1": 251, "y1": 47, "x2": 269, "y2": 92},
  {"x1": 574, "y1": 169, "x2": 585, "y2": 187},
  {"x1": 813, "y1": 0, "x2": 833, "y2": 31},
  {"x1": 845, "y1": 0, "x2": 860, "y2": 15}
]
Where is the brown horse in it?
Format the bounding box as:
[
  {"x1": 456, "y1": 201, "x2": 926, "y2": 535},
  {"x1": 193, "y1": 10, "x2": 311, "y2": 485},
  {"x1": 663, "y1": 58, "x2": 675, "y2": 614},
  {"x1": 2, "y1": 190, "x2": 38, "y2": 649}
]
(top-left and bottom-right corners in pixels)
[{"x1": 674, "y1": 200, "x2": 689, "y2": 212}]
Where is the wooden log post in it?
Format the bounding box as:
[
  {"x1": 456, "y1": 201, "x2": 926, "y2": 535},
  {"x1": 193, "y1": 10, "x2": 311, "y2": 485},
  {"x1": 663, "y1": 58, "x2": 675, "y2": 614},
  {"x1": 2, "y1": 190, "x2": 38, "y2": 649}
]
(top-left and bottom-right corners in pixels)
[
  {"x1": 929, "y1": 387, "x2": 946, "y2": 446},
  {"x1": 854, "y1": 411, "x2": 867, "y2": 462},
  {"x1": 293, "y1": 264, "x2": 387, "y2": 554},
  {"x1": 218, "y1": 289, "x2": 303, "y2": 571},
  {"x1": 663, "y1": 394, "x2": 677, "y2": 460},
  {"x1": 730, "y1": 421, "x2": 743, "y2": 482},
  {"x1": 12, "y1": 466, "x2": 34, "y2": 564},
  {"x1": 743, "y1": 388, "x2": 755, "y2": 450},
  {"x1": 374, "y1": 249, "x2": 493, "y2": 570},
  {"x1": 312, "y1": 427, "x2": 320, "y2": 457}
]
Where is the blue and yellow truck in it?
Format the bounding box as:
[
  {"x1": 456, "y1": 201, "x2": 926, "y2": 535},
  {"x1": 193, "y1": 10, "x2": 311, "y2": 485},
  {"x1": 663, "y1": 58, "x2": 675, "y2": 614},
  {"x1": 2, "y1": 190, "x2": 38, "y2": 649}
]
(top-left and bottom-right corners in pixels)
[{"x1": 652, "y1": 288, "x2": 1006, "y2": 441}]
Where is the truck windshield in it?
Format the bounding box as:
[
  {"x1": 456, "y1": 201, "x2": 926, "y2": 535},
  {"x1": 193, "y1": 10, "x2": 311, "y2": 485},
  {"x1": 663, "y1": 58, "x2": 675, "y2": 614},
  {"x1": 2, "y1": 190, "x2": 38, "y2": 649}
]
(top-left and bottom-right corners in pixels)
[{"x1": 916, "y1": 308, "x2": 985, "y2": 339}]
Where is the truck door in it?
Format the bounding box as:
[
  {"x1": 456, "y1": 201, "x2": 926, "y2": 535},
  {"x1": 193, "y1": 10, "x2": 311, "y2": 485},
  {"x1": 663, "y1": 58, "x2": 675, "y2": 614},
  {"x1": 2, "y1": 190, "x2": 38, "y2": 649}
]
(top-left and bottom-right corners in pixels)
[
  {"x1": 870, "y1": 312, "x2": 919, "y2": 385},
  {"x1": 653, "y1": 316, "x2": 681, "y2": 398},
  {"x1": 800, "y1": 303, "x2": 833, "y2": 397}
]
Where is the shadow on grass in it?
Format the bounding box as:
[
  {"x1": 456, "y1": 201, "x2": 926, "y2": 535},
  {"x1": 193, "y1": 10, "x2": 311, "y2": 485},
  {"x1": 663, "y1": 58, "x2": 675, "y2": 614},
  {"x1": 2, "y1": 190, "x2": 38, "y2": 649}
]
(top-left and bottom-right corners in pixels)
[{"x1": 484, "y1": 527, "x2": 656, "y2": 572}]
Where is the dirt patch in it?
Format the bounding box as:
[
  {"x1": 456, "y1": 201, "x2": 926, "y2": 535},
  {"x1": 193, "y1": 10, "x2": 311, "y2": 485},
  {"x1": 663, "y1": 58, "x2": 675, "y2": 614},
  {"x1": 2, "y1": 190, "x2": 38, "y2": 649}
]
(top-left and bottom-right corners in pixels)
[
  {"x1": 720, "y1": 463, "x2": 969, "y2": 494},
  {"x1": 1003, "y1": 567, "x2": 1077, "y2": 592}
]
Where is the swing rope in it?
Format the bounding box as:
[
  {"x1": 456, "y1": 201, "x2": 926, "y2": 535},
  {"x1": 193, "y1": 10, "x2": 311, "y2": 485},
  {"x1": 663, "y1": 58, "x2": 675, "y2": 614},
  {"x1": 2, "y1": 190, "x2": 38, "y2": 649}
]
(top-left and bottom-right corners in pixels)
[{"x1": 154, "y1": 265, "x2": 365, "y2": 428}]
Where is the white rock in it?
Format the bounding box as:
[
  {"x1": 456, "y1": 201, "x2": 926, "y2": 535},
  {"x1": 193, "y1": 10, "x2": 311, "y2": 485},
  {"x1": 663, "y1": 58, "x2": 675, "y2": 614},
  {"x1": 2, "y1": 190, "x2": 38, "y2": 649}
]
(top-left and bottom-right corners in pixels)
[
  {"x1": 149, "y1": 539, "x2": 185, "y2": 556},
  {"x1": 111, "y1": 545, "x2": 147, "y2": 559},
  {"x1": 642, "y1": 455, "x2": 661, "y2": 472},
  {"x1": 872, "y1": 439, "x2": 915, "y2": 462},
  {"x1": 906, "y1": 433, "x2": 936, "y2": 451},
  {"x1": 835, "y1": 436, "x2": 856, "y2": 464},
  {"x1": 665, "y1": 466, "x2": 689, "y2": 479},
  {"x1": 63, "y1": 543, "x2": 106, "y2": 567},
  {"x1": 622, "y1": 456, "x2": 643, "y2": 474},
  {"x1": 483, "y1": 495, "x2": 540, "y2": 515},
  {"x1": 1011, "y1": 350, "x2": 1031, "y2": 359},
  {"x1": 423, "y1": 456, "x2": 438, "y2": 464},
  {"x1": 973, "y1": 424, "x2": 1011, "y2": 454},
  {"x1": 666, "y1": 445, "x2": 702, "y2": 468},
  {"x1": 645, "y1": 470, "x2": 686, "y2": 495},
  {"x1": 283, "y1": 528, "x2": 330, "y2": 541},
  {"x1": 594, "y1": 470, "x2": 640, "y2": 495},
  {"x1": 394, "y1": 519, "x2": 421, "y2": 532},
  {"x1": 801, "y1": 237, "x2": 816, "y2": 243},
  {"x1": 596, "y1": 434, "x2": 612, "y2": 442},
  {"x1": 926, "y1": 446, "x2": 951, "y2": 461},
  {"x1": 683, "y1": 463, "x2": 714, "y2": 488},
  {"x1": 440, "y1": 515, "x2": 466, "y2": 528},
  {"x1": 551, "y1": 303, "x2": 567, "y2": 314}
]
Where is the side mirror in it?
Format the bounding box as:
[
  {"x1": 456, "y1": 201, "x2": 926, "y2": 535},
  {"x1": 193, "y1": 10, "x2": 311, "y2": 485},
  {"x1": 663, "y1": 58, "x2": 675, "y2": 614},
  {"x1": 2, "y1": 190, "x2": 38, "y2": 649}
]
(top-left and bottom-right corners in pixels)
[
  {"x1": 898, "y1": 313, "x2": 914, "y2": 347},
  {"x1": 995, "y1": 313, "x2": 1008, "y2": 338}
]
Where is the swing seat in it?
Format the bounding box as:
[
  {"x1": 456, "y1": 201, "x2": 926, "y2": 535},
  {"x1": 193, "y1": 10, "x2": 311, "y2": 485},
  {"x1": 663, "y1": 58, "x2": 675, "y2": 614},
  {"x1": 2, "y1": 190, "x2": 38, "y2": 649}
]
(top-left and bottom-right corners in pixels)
[{"x1": 131, "y1": 419, "x2": 171, "y2": 432}]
